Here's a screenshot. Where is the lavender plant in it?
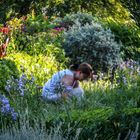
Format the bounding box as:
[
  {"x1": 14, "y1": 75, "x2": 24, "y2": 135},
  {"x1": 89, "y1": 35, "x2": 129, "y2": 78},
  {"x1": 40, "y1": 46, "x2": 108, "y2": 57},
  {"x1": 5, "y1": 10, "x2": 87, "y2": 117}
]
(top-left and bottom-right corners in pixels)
[{"x1": 116, "y1": 59, "x2": 140, "y2": 88}]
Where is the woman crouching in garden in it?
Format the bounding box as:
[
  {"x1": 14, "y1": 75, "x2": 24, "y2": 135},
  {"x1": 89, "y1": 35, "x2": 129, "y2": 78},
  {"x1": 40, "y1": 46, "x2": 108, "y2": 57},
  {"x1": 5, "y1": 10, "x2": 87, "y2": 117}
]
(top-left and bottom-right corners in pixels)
[{"x1": 41, "y1": 62, "x2": 93, "y2": 102}]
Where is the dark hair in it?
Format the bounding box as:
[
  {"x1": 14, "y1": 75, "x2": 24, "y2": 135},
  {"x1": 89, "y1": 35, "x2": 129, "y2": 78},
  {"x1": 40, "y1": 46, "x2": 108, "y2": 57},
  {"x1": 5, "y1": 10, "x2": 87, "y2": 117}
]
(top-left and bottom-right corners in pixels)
[
  {"x1": 70, "y1": 62, "x2": 93, "y2": 76},
  {"x1": 69, "y1": 64, "x2": 79, "y2": 71}
]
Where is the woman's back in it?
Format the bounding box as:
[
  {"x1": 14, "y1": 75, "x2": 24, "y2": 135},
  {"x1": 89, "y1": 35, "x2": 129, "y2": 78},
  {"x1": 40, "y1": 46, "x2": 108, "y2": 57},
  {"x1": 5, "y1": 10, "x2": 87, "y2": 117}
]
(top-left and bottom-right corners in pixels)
[{"x1": 42, "y1": 69, "x2": 74, "y2": 97}]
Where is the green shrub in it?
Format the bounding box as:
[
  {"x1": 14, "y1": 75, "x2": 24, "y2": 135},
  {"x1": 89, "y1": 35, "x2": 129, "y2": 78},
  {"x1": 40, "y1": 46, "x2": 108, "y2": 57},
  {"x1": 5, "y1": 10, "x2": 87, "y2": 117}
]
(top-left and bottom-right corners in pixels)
[
  {"x1": 8, "y1": 27, "x2": 67, "y2": 64},
  {"x1": 24, "y1": 15, "x2": 58, "y2": 34},
  {"x1": 104, "y1": 20, "x2": 140, "y2": 60},
  {"x1": 0, "y1": 59, "x2": 19, "y2": 93},
  {"x1": 0, "y1": 52, "x2": 65, "y2": 93},
  {"x1": 63, "y1": 21, "x2": 122, "y2": 72}
]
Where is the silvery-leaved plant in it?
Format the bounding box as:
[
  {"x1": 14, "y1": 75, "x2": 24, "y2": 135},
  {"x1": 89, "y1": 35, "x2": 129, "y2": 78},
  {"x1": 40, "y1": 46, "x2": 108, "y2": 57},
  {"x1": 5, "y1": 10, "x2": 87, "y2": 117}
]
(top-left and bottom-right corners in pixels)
[{"x1": 63, "y1": 20, "x2": 122, "y2": 72}]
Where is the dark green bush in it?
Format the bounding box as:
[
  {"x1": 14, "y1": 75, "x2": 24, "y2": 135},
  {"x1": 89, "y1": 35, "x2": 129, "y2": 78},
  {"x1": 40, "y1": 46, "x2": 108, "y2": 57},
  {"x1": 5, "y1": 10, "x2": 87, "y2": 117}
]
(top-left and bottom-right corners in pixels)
[
  {"x1": 0, "y1": 0, "x2": 133, "y2": 25},
  {"x1": 63, "y1": 21, "x2": 122, "y2": 72},
  {"x1": 104, "y1": 20, "x2": 140, "y2": 60}
]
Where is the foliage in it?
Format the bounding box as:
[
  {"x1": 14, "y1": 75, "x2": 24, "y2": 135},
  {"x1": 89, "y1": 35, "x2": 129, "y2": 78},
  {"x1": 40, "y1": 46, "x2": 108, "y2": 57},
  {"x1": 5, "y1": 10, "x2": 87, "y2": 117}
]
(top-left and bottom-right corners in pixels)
[
  {"x1": 6, "y1": 52, "x2": 64, "y2": 86},
  {"x1": 120, "y1": 0, "x2": 140, "y2": 27},
  {"x1": 4, "y1": 16, "x2": 67, "y2": 64},
  {"x1": 0, "y1": 1, "x2": 140, "y2": 139},
  {"x1": 54, "y1": 12, "x2": 96, "y2": 29},
  {"x1": 0, "y1": 0, "x2": 134, "y2": 26},
  {"x1": 63, "y1": 21, "x2": 122, "y2": 72},
  {"x1": 103, "y1": 19, "x2": 140, "y2": 60},
  {"x1": 0, "y1": 59, "x2": 19, "y2": 93},
  {"x1": 0, "y1": 51, "x2": 65, "y2": 94},
  {"x1": 8, "y1": 29, "x2": 66, "y2": 61},
  {"x1": 0, "y1": 60, "x2": 140, "y2": 139},
  {"x1": 41, "y1": 0, "x2": 134, "y2": 25},
  {"x1": 23, "y1": 15, "x2": 59, "y2": 34}
]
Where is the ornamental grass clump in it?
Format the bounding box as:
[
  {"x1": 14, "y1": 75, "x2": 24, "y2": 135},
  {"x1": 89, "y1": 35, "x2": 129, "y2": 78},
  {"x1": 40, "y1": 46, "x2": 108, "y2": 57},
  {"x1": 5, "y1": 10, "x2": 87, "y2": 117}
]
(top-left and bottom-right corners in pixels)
[{"x1": 63, "y1": 21, "x2": 122, "y2": 72}]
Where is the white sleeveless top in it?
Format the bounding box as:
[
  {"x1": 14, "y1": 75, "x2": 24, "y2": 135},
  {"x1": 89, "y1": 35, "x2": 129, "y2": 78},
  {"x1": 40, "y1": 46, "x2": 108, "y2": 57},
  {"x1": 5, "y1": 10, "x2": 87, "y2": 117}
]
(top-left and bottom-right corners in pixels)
[{"x1": 42, "y1": 69, "x2": 74, "y2": 97}]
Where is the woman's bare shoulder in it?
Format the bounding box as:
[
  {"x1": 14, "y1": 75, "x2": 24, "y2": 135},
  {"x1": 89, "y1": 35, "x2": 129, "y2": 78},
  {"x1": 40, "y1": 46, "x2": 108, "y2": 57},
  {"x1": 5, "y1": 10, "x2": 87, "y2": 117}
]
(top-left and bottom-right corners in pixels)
[{"x1": 61, "y1": 75, "x2": 74, "y2": 86}]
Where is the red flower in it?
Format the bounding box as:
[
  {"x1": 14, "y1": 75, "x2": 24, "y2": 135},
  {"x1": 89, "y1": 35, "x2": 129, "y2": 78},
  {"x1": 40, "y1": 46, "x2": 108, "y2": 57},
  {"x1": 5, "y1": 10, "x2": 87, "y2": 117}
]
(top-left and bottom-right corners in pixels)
[{"x1": 0, "y1": 27, "x2": 10, "y2": 35}]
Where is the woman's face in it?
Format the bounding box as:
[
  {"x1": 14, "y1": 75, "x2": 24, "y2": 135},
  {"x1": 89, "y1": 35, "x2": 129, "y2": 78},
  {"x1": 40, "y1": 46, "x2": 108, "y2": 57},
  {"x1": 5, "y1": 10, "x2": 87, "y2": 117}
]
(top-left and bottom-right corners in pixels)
[{"x1": 75, "y1": 71, "x2": 90, "y2": 81}]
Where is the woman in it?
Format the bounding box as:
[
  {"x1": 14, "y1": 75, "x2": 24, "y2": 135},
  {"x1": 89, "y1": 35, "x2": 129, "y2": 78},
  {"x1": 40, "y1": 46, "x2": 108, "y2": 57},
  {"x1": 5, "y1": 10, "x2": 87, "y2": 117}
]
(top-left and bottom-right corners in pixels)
[{"x1": 42, "y1": 62, "x2": 93, "y2": 102}]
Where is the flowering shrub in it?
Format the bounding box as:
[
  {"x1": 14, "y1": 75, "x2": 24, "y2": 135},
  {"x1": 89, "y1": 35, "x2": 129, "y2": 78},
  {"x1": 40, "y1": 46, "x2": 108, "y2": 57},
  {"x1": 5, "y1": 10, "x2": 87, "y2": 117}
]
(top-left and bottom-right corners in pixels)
[
  {"x1": 0, "y1": 27, "x2": 10, "y2": 35},
  {"x1": 0, "y1": 59, "x2": 19, "y2": 93},
  {"x1": 3, "y1": 52, "x2": 64, "y2": 87}
]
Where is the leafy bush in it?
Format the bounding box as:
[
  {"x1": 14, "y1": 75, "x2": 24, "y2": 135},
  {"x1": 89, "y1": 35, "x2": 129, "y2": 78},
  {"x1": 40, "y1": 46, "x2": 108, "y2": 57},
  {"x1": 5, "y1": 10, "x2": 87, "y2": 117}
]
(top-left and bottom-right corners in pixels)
[
  {"x1": 104, "y1": 20, "x2": 140, "y2": 60},
  {"x1": 63, "y1": 21, "x2": 122, "y2": 72},
  {"x1": 0, "y1": 52, "x2": 65, "y2": 94},
  {"x1": 0, "y1": 59, "x2": 19, "y2": 93},
  {"x1": 8, "y1": 30, "x2": 66, "y2": 61},
  {"x1": 24, "y1": 15, "x2": 59, "y2": 34},
  {"x1": 0, "y1": 0, "x2": 133, "y2": 26},
  {"x1": 7, "y1": 52, "x2": 64, "y2": 85},
  {"x1": 6, "y1": 16, "x2": 66, "y2": 64}
]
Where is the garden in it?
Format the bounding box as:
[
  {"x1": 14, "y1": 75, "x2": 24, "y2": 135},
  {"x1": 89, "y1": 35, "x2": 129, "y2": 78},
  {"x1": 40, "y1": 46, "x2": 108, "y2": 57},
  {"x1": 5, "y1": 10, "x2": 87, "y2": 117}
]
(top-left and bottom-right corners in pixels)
[{"x1": 0, "y1": 0, "x2": 140, "y2": 140}]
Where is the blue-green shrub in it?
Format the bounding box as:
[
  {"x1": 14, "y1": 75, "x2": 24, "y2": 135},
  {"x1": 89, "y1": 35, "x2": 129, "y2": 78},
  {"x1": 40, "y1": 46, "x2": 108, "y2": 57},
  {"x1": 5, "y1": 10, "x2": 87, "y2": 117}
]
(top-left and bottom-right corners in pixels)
[
  {"x1": 55, "y1": 12, "x2": 96, "y2": 29},
  {"x1": 63, "y1": 21, "x2": 122, "y2": 72}
]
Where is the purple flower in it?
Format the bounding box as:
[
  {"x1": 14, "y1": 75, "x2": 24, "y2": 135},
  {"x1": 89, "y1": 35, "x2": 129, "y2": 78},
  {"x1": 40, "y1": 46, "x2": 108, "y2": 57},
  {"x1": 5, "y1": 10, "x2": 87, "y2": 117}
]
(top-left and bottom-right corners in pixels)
[
  {"x1": 20, "y1": 89, "x2": 24, "y2": 96},
  {"x1": 11, "y1": 112, "x2": 17, "y2": 120},
  {"x1": 1, "y1": 98, "x2": 9, "y2": 104},
  {"x1": 0, "y1": 94, "x2": 18, "y2": 120},
  {"x1": 1, "y1": 104, "x2": 10, "y2": 114},
  {"x1": 19, "y1": 79, "x2": 24, "y2": 89},
  {"x1": 5, "y1": 80, "x2": 11, "y2": 92},
  {"x1": 11, "y1": 107, "x2": 17, "y2": 120},
  {"x1": 122, "y1": 76, "x2": 127, "y2": 85}
]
